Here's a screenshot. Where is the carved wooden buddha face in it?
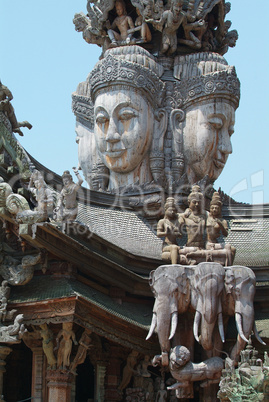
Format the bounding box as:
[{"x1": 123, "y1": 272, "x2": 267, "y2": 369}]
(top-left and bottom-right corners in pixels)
[
  {"x1": 94, "y1": 88, "x2": 154, "y2": 174},
  {"x1": 183, "y1": 100, "x2": 235, "y2": 182}
]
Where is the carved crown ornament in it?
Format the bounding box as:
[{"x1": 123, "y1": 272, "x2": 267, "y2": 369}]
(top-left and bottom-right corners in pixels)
[{"x1": 88, "y1": 50, "x2": 166, "y2": 108}]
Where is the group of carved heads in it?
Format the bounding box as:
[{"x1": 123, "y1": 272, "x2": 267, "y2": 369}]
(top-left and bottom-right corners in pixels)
[{"x1": 73, "y1": 46, "x2": 240, "y2": 191}]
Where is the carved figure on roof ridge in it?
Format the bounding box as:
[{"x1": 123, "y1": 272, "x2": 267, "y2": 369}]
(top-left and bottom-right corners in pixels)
[
  {"x1": 16, "y1": 170, "x2": 56, "y2": 224},
  {"x1": 0, "y1": 81, "x2": 32, "y2": 136},
  {"x1": 54, "y1": 167, "x2": 83, "y2": 223}
]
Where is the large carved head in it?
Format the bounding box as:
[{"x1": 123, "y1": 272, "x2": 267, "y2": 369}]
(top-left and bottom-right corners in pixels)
[
  {"x1": 88, "y1": 46, "x2": 167, "y2": 190},
  {"x1": 171, "y1": 52, "x2": 240, "y2": 185},
  {"x1": 73, "y1": 46, "x2": 167, "y2": 191}
]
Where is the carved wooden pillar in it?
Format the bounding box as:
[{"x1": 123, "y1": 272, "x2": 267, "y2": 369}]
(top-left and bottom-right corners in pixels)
[
  {"x1": 31, "y1": 347, "x2": 45, "y2": 402},
  {"x1": 0, "y1": 345, "x2": 12, "y2": 402},
  {"x1": 105, "y1": 346, "x2": 123, "y2": 401},
  {"x1": 46, "y1": 370, "x2": 74, "y2": 402},
  {"x1": 96, "y1": 364, "x2": 106, "y2": 402}
]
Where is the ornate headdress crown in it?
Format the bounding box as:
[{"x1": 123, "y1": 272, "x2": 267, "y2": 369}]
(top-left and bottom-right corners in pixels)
[
  {"x1": 173, "y1": 52, "x2": 240, "y2": 109},
  {"x1": 88, "y1": 46, "x2": 165, "y2": 108}
]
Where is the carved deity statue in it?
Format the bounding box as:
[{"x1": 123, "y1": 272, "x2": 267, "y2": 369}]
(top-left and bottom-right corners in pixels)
[
  {"x1": 55, "y1": 322, "x2": 77, "y2": 369},
  {"x1": 73, "y1": 48, "x2": 239, "y2": 192},
  {"x1": 69, "y1": 329, "x2": 92, "y2": 374},
  {"x1": 118, "y1": 349, "x2": 139, "y2": 391},
  {"x1": 107, "y1": 0, "x2": 135, "y2": 46},
  {"x1": 178, "y1": 185, "x2": 206, "y2": 249},
  {"x1": 147, "y1": 0, "x2": 186, "y2": 55},
  {"x1": 16, "y1": 170, "x2": 55, "y2": 224},
  {"x1": 157, "y1": 197, "x2": 181, "y2": 264},
  {"x1": 54, "y1": 168, "x2": 83, "y2": 223},
  {"x1": 0, "y1": 81, "x2": 32, "y2": 136},
  {"x1": 171, "y1": 52, "x2": 240, "y2": 186},
  {"x1": 206, "y1": 191, "x2": 235, "y2": 265},
  {"x1": 78, "y1": 46, "x2": 167, "y2": 191},
  {"x1": 40, "y1": 323, "x2": 57, "y2": 369}
]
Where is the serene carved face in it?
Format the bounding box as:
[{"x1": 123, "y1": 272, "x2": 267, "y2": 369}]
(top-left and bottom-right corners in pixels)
[
  {"x1": 189, "y1": 197, "x2": 201, "y2": 215},
  {"x1": 183, "y1": 101, "x2": 235, "y2": 182},
  {"x1": 210, "y1": 204, "x2": 221, "y2": 217},
  {"x1": 94, "y1": 89, "x2": 154, "y2": 173}
]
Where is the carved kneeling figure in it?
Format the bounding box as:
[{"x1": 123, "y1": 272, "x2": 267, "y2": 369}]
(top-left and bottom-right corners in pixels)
[{"x1": 168, "y1": 346, "x2": 224, "y2": 399}]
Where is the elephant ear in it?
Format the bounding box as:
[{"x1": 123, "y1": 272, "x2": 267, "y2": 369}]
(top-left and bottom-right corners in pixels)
[{"x1": 149, "y1": 270, "x2": 157, "y2": 297}]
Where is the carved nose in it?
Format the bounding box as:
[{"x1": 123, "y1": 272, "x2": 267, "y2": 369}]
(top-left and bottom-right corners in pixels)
[
  {"x1": 106, "y1": 120, "x2": 120, "y2": 143},
  {"x1": 218, "y1": 130, "x2": 232, "y2": 155}
]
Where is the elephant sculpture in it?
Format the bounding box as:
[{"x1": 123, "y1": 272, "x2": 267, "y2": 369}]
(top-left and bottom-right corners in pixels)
[{"x1": 146, "y1": 262, "x2": 265, "y2": 366}]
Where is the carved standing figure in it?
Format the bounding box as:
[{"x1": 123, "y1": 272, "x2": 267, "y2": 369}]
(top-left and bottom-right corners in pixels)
[
  {"x1": 0, "y1": 82, "x2": 32, "y2": 136},
  {"x1": 148, "y1": 0, "x2": 185, "y2": 54},
  {"x1": 107, "y1": 0, "x2": 135, "y2": 46},
  {"x1": 56, "y1": 322, "x2": 77, "y2": 369},
  {"x1": 69, "y1": 329, "x2": 92, "y2": 374},
  {"x1": 118, "y1": 350, "x2": 139, "y2": 391},
  {"x1": 134, "y1": 8, "x2": 152, "y2": 43},
  {"x1": 40, "y1": 323, "x2": 57, "y2": 369},
  {"x1": 55, "y1": 168, "x2": 83, "y2": 223}
]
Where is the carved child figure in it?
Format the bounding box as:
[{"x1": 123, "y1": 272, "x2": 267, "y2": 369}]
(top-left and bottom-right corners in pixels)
[
  {"x1": 55, "y1": 322, "x2": 77, "y2": 369},
  {"x1": 157, "y1": 197, "x2": 181, "y2": 264},
  {"x1": 55, "y1": 168, "x2": 83, "y2": 223},
  {"x1": 107, "y1": 0, "x2": 135, "y2": 46}
]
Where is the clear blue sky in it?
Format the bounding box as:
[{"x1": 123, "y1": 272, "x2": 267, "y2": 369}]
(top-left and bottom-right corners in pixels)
[{"x1": 1, "y1": 0, "x2": 268, "y2": 204}]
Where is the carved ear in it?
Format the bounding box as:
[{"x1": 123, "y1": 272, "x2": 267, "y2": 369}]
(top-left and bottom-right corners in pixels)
[
  {"x1": 153, "y1": 108, "x2": 168, "y2": 149},
  {"x1": 170, "y1": 109, "x2": 185, "y2": 181},
  {"x1": 170, "y1": 109, "x2": 185, "y2": 136}
]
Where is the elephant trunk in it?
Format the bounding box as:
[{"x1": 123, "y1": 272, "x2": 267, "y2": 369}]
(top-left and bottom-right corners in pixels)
[{"x1": 195, "y1": 297, "x2": 224, "y2": 350}]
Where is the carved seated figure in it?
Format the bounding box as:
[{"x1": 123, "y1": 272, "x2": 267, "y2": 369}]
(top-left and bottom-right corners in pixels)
[
  {"x1": 168, "y1": 345, "x2": 224, "y2": 399},
  {"x1": 157, "y1": 197, "x2": 181, "y2": 264},
  {"x1": 106, "y1": 0, "x2": 135, "y2": 46},
  {"x1": 205, "y1": 191, "x2": 235, "y2": 266}
]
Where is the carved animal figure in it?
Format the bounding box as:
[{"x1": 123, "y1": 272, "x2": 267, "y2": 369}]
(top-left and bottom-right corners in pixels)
[{"x1": 146, "y1": 263, "x2": 265, "y2": 366}]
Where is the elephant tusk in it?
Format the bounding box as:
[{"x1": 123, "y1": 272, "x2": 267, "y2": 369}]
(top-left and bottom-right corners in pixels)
[
  {"x1": 235, "y1": 313, "x2": 249, "y2": 343},
  {"x1": 169, "y1": 311, "x2": 178, "y2": 340},
  {"x1": 218, "y1": 313, "x2": 225, "y2": 343},
  {"x1": 193, "y1": 310, "x2": 201, "y2": 343},
  {"x1": 146, "y1": 313, "x2": 157, "y2": 340},
  {"x1": 254, "y1": 322, "x2": 266, "y2": 345}
]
